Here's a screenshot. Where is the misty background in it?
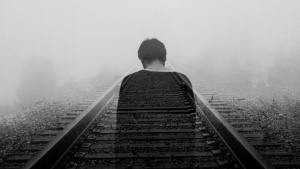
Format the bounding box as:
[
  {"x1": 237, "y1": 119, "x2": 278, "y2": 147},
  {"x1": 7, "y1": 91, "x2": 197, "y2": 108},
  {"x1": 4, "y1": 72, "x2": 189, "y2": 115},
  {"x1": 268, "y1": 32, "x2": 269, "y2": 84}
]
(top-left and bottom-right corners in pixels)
[{"x1": 1, "y1": 0, "x2": 300, "y2": 115}]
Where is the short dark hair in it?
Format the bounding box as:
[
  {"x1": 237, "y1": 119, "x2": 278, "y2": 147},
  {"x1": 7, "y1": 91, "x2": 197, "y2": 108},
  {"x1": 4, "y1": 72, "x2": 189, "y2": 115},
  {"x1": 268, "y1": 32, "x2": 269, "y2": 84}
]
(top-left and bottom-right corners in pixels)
[{"x1": 138, "y1": 38, "x2": 167, "y2": 64}]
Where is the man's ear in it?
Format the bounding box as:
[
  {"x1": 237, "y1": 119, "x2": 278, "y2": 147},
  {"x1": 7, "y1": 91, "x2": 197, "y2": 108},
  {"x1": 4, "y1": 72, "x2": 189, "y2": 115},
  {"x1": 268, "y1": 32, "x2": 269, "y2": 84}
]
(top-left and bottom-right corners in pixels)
[
  {"x1": 142, "y1": 60, "x2": 149, "y2": 69},
  {"x1": 142, "y1": 61, "x2": 146, "y2": 69}
]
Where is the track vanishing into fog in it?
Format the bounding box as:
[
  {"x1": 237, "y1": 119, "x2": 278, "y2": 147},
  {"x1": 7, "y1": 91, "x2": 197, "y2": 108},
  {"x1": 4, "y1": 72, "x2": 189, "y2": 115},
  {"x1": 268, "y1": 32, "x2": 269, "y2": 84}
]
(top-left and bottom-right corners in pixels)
[{"x1": 2, "y1": 63, "x2": 300, "y2": 169}]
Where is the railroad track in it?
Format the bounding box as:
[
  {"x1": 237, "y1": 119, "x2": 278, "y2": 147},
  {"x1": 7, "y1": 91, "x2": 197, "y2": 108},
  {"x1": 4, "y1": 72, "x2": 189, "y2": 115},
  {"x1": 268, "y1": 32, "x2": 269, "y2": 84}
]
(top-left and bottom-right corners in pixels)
[
  {"x1": 172, "y1": 64, "x2": 300, "y2": 169},
  {"x1": 1, "y1": 63, "x2": 299, "y2": 168}
]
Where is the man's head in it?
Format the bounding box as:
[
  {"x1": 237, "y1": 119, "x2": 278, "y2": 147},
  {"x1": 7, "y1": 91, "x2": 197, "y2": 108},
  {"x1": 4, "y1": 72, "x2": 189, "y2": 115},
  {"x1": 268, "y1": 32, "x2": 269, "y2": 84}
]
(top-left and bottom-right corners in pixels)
[{"x1": 138, "y1": 38, "x2": 167, "y2": 68}]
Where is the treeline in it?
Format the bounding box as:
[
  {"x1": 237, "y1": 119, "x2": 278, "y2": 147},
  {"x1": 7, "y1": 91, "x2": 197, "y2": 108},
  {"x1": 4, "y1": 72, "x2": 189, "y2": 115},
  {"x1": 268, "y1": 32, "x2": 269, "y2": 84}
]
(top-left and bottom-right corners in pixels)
[
  {"x1": 267, "y1": 51, "x2": 300, "y2": 89},
  {"x1": 16, "y1": 57, "x2": 57, "y2": 108},
  {"x1": 189, "y1": 50, "x2": 300, "y2": 92}
]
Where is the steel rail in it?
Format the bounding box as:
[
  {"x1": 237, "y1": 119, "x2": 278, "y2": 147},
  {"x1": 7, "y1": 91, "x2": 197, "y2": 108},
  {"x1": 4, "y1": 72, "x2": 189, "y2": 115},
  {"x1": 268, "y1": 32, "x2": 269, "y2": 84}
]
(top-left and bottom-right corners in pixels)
[
  {"x1": 168, "y1": 62, "x2": 274, "y2": 169},
  {"x1": 21, "y1": 63, "x2": 138, "y2": 169}
]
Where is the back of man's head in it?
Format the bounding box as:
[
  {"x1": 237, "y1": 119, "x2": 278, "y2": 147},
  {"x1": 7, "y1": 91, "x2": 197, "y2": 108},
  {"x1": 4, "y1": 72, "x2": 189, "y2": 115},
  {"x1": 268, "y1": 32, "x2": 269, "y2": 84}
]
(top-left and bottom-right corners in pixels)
[{"x1": 138, "y1": 38, "x2": 167, "y2": 63}]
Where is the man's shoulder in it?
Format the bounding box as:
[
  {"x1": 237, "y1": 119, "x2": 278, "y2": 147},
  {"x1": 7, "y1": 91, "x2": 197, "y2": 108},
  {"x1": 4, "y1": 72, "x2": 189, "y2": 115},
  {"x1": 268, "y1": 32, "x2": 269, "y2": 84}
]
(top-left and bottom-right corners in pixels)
[
  {"x1": 173, "y1": 72, "x2": 192, "y2": 87},
  {"x1": 122, "y1": 70, "x2": 190, "y2": 81},
  {"x1": 121, "y1": 70, "x2": 142, "y2": 83},
  {"x1": 122, "y1": 70, "x2": 142, "y2": 79},
  {"x1": 175, "y1": 72, "x2": 190, "y2": 81},
  {"x1": 176, "y1": 72, "x2": 188, "y2": 77}
]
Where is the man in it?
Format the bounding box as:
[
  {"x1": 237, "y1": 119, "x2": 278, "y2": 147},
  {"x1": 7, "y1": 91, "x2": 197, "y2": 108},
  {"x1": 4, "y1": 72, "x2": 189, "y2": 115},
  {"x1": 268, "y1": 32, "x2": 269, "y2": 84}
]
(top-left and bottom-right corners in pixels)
[
  {"x1": 114, "y1": 38, "x2": 196, "y2": 167},
  {"x1": 119, "y1": 38, "x2": 193, "y2": 88}
]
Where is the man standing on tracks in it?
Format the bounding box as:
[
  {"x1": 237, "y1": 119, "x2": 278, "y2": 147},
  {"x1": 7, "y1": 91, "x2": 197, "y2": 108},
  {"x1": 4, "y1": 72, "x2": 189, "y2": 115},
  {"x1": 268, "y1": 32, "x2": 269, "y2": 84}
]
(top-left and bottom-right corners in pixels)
[{"x1": 115, "y1": 38, "x2": 196, "y2": 168}]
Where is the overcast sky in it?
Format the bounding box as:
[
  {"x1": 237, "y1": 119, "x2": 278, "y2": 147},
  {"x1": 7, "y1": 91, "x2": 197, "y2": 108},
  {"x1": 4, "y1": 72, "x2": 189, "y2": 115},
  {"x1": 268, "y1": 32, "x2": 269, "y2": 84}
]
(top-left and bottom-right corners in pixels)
[{"x1": 1, "y1": 0, "x2": 300, "y2": 105}]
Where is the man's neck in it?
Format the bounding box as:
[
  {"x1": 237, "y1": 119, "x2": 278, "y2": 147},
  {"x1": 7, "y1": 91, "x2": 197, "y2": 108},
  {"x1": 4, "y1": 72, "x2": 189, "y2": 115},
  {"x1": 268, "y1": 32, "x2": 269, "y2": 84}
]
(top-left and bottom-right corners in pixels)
[{"x1": 145, "y1": 61, "x2": 168, "y2": 71}]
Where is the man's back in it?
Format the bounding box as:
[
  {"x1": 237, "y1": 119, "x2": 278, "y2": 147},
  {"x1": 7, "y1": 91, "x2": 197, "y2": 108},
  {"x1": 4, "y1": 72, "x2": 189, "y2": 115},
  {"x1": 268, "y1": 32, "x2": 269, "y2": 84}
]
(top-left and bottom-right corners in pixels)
[
  {"x1": 118, "y1": 70, "x2": 193, "y2": 109},
  {"x1": 113, "y1": 69, "x2": 197, "y2": 167}
]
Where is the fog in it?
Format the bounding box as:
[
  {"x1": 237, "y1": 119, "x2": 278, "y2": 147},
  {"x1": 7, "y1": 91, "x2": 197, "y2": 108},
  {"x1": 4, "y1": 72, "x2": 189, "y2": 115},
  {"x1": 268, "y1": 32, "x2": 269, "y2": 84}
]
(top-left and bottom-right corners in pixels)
[{"x1": 1, "y1": 1, "x2": 300, "y2": 112}]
